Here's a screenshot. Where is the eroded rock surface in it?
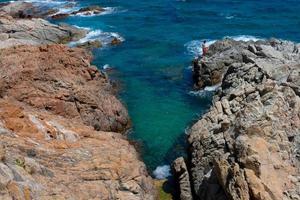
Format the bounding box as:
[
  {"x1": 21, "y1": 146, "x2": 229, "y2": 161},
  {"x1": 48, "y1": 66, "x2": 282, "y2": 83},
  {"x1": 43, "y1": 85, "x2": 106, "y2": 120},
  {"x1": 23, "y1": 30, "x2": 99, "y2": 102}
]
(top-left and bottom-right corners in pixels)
[
  {"x1": 0, "y1": 1, "x2": 55, "y2": 19},
  {"x1": 0, "y1": 100, "x2": 154, "y2": 200},
  {"x1": 173, "y1": 157, "x2": 193, "y2": 200},
  {"x1": 0, "y1": 45, "x2": 154, "y2": 199},
  {"x1": 0, "y1": 45, "x2": 130, "y2": 133},
  {"x1": 182, "y1": 39, "x2": 300, "y2": 200},
  {"x1": 0, "y1": 2, "x2": 154, "y2": 199}
]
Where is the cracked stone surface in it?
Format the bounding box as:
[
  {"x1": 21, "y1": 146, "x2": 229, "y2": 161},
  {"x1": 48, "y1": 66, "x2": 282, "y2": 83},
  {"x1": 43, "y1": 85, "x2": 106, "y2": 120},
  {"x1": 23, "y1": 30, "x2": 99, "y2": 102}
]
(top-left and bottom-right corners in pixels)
[
  {"x1": 177, "y1": 39, "x2": 300, "y2": 200},
  {"x1": 0, "y1": 45, "x2": 154, "y2": 199}
]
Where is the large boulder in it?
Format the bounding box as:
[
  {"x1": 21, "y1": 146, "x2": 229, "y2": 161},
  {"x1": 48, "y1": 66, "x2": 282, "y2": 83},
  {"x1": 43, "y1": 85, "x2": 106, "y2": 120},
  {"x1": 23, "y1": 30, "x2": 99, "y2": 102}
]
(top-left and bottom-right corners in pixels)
[{"x1": 192, "y1": 39, "x2": 300, "y2": 90}]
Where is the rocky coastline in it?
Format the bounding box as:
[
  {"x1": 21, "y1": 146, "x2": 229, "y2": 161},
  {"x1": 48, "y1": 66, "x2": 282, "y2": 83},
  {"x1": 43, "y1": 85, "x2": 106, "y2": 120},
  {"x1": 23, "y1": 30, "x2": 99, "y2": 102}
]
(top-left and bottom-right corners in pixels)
[
  {"x1": 2, "y1": 1, "x2": 300, "y2": 200},
  {"x1": 174, "y1": 39, "x2": 300, "y2": 200},
  {"x1": 0, "y1": 2, "x2": 155, "y2": 199}
]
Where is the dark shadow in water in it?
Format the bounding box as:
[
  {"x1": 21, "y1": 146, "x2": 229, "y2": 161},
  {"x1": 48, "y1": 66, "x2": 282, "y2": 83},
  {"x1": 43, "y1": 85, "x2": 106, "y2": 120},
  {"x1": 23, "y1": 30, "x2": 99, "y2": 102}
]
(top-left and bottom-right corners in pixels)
[{"x1": 163, "y1": 176, "x2": 180, "y2": 200}]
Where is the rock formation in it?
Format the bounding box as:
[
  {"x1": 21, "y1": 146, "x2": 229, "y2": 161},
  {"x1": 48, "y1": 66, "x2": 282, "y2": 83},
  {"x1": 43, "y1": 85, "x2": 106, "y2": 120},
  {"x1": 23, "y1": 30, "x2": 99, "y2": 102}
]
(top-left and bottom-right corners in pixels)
[
  {"x1": 0, "y1": 1, "x2": 56, "y2": 19},
  {"x1": 0, "y1": 96, "x2": 154, "y2": 199},
  {"x1": 0, "y1": 2, "x2": 155, "y2": 199},
  {"x1": 175, "y1": 39, "x2": 300, "y2": 200},
  {"x1": 0, "y1": 14, "x2": 87, "y2": 49},
  {"x1": 51, "y1": 5, "x2": 105, "y2": 19},
  {"x1": 0, "y1": 44, "x2": 154, "y2": 200},
  {"x1": 0, "y1": 45, "x2": 130, "y2": 133},
  {"x1": 173, "y1": 157, "x2": 193, "y2": 200},
  {"x1": 71, "y1": 6, "x2": 105, "y2": 16}
]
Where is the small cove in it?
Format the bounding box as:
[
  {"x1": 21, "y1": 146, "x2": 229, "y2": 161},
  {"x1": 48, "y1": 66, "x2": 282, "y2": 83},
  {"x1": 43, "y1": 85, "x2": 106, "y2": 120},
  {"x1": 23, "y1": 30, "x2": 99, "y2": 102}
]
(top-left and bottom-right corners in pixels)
[{"x1": 17, "y1": 0, "x2": 300, "y2": 175}]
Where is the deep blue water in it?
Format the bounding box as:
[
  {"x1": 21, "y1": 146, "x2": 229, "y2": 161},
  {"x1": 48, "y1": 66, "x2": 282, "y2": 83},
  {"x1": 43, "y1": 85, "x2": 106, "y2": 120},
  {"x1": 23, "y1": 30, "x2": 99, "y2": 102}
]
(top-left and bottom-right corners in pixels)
[{"x1": 12, "y1": 0, "x2": 300, "y2": 173}]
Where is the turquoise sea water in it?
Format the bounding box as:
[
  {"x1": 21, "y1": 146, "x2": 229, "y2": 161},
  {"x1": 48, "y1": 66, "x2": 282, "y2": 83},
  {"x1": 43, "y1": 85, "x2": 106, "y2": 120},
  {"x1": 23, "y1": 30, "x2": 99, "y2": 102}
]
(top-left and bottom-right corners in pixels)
[{"x1": 9, "y1": 0, "x2": 300, "y2": 173}]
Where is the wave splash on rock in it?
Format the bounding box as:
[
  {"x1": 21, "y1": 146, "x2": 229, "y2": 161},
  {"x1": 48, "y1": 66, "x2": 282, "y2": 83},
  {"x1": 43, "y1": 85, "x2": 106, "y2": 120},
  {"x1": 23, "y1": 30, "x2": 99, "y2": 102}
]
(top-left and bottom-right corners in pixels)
[
  {"x1": 153, "y1": 165, "x2": 171, "y2": 179},
  {"x1": 69, "y1": 28, "x2": 125, "y2": 47}
]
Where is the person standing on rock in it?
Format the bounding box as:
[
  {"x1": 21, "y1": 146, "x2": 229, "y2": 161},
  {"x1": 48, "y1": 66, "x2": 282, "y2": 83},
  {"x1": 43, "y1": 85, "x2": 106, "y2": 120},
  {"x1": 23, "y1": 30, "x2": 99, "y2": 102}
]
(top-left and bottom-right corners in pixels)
[{"x1": 202, "y1": 40, "x2": 209, "y2": 56}]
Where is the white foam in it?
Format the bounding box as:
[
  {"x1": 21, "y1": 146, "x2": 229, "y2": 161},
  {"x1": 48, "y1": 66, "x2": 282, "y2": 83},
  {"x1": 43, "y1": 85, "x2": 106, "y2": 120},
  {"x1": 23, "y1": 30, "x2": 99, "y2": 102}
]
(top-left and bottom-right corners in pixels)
[
  {"x1": 225, "y1": 15, "x2": 235, "y2": 19},
  {"x1": 153, "y1": 165, "x2": 171, "y2": 179},
  {"x1": 70, "y1": 28, "x2": 125, "y2": 47},
  {"x1": 22, "y1": 0, "x2": 79, "y2": 17},
  {"x1": 220, "y1": 13, "x2": 235, "y2": 20},
  {"x1": 188, "y1": 90, "x2": 211, "y2": 97},
  {"x1": 99, "y1": 7, "x2": 125, "y2": 15},
  {"x1": 23, "y1": 0, "x2": 66, "y2": 6},
  {"x1": 188, "y1": 84, "x2": 220, "y2": 97},
  {"x1": 50, "y1": 6, "x2": 79, "y2": 16},
  {"x1": 185, "y1": 39, "x2": 216, "y2": 57},
  {"x1": 73, "y1": 7, "x2": 125, "y2": 17},
  {"x1": 103, "y1": 64, "x2": 111, "y2": 70},
  {"x1": 228, "y1": 35, "x2": 261, "y2": 42},
  {"x1": 73, "y1": 25, "x2": 91, "y2": 31},
  {"x1": 203, "y1": 83, "x2": 221, "y2": 92},
  {"x1": 23, "y1": 0, "x2": 123, "y2": 17}
]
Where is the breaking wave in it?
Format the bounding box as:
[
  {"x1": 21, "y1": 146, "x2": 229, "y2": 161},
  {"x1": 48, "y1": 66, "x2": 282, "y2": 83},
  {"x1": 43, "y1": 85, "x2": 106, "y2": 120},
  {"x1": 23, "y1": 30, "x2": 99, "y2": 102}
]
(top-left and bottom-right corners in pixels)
[
  {"x1": 69, "y1": 28, "x2": 125, "y2": 46},
  {"x1": 73, "y1": 7, "x2": 126, "y2": 17},
  {"x1": 184, "y1": 39, "x2": 216, "y2": 57},
  {"x1": 188, "y1": 83, "x2": 221, "y2": 97},
  {"x1": 153, "y1": 165, "x2": 171, "y2": 179}
]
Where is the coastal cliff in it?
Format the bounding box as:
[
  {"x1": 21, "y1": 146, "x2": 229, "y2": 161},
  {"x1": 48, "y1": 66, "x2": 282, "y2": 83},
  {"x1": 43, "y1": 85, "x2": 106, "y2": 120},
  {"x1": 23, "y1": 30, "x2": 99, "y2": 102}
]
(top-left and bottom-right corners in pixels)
[
  {"x1": 0, "y1": 3, "x2": 155, "y2": 200},
  {"x1": 174, "y1": 39, "x2": 300, "y2": 200}
]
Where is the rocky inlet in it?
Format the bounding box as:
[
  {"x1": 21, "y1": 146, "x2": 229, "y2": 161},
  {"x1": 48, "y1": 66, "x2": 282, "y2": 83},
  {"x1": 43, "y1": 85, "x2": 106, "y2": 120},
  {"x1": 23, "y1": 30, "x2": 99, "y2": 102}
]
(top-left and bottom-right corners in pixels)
[{"x1": 173, "y1": 39, "x2": 300, "y2": 200}]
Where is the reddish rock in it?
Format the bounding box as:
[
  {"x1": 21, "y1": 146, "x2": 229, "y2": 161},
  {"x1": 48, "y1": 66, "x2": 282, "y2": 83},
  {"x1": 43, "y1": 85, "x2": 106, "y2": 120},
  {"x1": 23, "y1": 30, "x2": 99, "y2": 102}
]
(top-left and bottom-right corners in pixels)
[
  {"x1": 0, "y1": 45, "x2": 130, "y2": 133},
  {"x1": 0, "y1": 45, "x2": 155, "y2": 200},
  {"x1": 0, "y1": 100, "x2": 155, "y2": 200}
]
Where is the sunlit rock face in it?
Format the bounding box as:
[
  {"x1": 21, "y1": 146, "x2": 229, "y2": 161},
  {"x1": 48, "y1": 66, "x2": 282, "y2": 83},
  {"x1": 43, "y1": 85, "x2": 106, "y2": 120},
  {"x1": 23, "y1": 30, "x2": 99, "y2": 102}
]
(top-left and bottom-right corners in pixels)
[
  {"x1": 0, "y1": 44, "x2": 154, "y2": 200},
  {"x1": 175, "y1": 39, "x2": 300, "y2": 200}
]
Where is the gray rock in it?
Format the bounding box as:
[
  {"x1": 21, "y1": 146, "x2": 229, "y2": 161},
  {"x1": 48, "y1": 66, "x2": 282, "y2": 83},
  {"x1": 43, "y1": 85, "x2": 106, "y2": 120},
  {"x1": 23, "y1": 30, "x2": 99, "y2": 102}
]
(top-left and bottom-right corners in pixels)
[
  {"x1": 0, "y1": 15, "x2": 87, "y2": 49},
  {"x1": 172, "y1": 157, "x2": 193, "y2": 200},
  {"x1": 183, "y1": 38, "x2": 300, "y2": 200}
]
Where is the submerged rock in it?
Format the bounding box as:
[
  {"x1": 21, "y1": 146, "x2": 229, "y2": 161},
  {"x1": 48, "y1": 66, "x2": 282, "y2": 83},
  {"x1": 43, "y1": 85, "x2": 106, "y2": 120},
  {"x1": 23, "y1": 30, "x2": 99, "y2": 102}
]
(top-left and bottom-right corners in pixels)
[
  {"x1": 179, "y1": 39, "x2": 300, "y2": 200},
  {"x1": 111, "y1": 37, "x2": 123, "y2": 45},
  {"x1": 51, "y1": 13, "x2": 70, "y2": 20},
  {"x1": 76, "y1": 40, "x2": 102, "y2": 50},
  {"x1": 71, "y1": 6, "x2": 105, "y2": 16}
]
